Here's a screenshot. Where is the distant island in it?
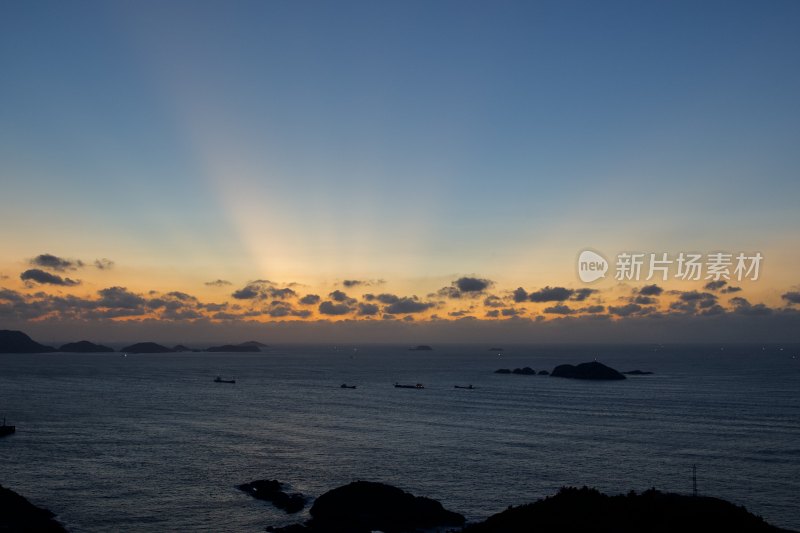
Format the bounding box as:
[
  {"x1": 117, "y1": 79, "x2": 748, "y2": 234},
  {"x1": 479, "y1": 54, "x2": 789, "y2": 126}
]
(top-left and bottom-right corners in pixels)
[
  {"x1": 494, "y1": 361, "x2": 630, "y2": 380},
  {"x1": 0, "y1": 330, "x2": 271, "y2": 354},
  {"x1": 408, "y1": 345, "x2": 433, "y2": 351},
  {"x1": 207, "y1": 342, "x2": 262, "y2": 352},
  {"x1": 120, "y1": 342, "x2": 174, "y2": 353},
  {"x1": 0, "y1": 330, "x2": 56, "y2": 353},
  {"x1": 58, "y1": 340, "x2": 114, "y2": 353}
]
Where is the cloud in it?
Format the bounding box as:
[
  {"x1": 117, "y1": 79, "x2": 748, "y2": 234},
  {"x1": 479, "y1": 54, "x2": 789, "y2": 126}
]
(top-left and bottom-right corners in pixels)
[
  {"x1": 342, "y1": 279, "x2": 384, "y2": 288},
  {"x1": 608, "y1": 303, "x2": 643, "y2": 317},
  {"x1": 299, "y1": 294, "x2": 321, "y2": 305},
  {"x1": 94, "y1": 258, "x2": 115, "y2": 270},
  {"x1": 544, "y1": 304, "x2": 574, "y2": 315},
  {"x1": 231, "y1": 280, "x2": 295, "y2": 300},
  {"x1": 782, "y1": 291, "x2": 800, "y2": 305},
  {"x1": 318, "y1": 301, "x2": 353, "y2": 315},
  {"x1": 485, "y1": 309, "x2": 499, "y2": 318},
  {"x1": 30, "y1": 253, "x2": 83, "y2": 271},
  {"x1": 384, "y1": 297, "x2": 435, "y2": 314},
  {"x1": 364, "y1": 293, "x2": 401, "y2": 304},
  {"x1": 582, "y1": 305, "x2": 606, "y2": 314},
  {"x1": 20, "y1": 269, "x2": 81, "y2": 286},
  {"x1": 455, "y1": 277, "x2": 493, "y2": 293},
  {"x1": 483, "y1": 295, "x2": 505, "y2": 308},
  {"x1": 357, "y1": 302, "x2": 380, "y2": 316},
  {"x1": 501, "y1": 308, "x2": 522, "y2": 317},
  {"x1": 570, "y1": 288, "x2": 596, "y2": 302},
  {"x1": 437, "y1": 277, "x2": 494, "y2": 299},
  {"x1": 704, "y1": 280, "x2": 727, "y2": 291},
  {"x1": 329, "y1": 290, "x2": 356, "y2": 304},
  {"x1": 97, "y1": 286, "x2": 146, "y2": 309},
  {"x1": 721, "y1": 286, "x2": 742, "y2": 294},
  {"x1": 512, "y1": 287, "x2": 528, "y2": 303},
  {"x1": 669, "y1": 291, "x2": 718, "y2": 314},
  {"x1": 637, "y1": 284, "x2": 663, "y2": 296},
  {"x1": 730, "y1": 297, "x2": 772, "y2": 316},
  {"x1": 529, "y1": 286, "x2": 573, "y2": 302},
  {"x1": 633, "y1": 295, "x2": 656, "y2": 305},
  {"x1": 205, "y1": 279, "x2": 232, "y2": 287}
]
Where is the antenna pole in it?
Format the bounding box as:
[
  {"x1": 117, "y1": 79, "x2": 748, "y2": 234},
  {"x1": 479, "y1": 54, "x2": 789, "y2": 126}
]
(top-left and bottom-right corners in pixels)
[{"x1": 692, "y1": 464, "x2": 697, "y2": 497}]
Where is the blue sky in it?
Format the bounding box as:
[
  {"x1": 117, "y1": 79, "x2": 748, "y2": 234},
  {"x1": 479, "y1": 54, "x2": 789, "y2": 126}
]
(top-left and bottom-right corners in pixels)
[{"x1": 1, "y1": 1, "x2": 799, "y2": 341}]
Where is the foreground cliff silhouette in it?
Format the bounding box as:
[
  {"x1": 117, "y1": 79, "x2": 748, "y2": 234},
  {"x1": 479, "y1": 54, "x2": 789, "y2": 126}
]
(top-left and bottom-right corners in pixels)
[
  {"x1": 0, "y1": 485, "x2": 66, "y2": 532},
  {"x1": 464, "y1": 486, "x2": 792, "y2": 532},
  {"x1": 257, "y1": 482, "x2": 792, "y2": 533}
]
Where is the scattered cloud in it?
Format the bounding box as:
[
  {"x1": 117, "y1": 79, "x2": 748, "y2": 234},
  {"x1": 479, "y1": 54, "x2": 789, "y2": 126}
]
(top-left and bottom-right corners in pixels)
[
  {"x1": 94, "y1": 258, "x2": 115, "y2": 270},
  {"x1": 205, "y1": 279, "x2": 232, "y2": 287},
  {"x1": 319, "y1": 301, "x2": 353, "y2": 315},
  {"x1": 512, "y1": 287, "x2": 528, "y2": 303},
  {"x1": 20, "y1": 269, "x2": 81, "y2": 286},
  {"x1": 637, "y1": 284, "x2": 663, "y2": 296},
  {"x1": 29, "y1": 253, "x2": 83, "y2": 272},
  {"x1": 529, "y1": 286, "x2": 573, "y2": 302},
  {"x1": 483, "y1": 295, "x2": 505, "y2": 308},
  {"x1": 357, "y1": 302, "x2": 380, "y2": 316},
  {"x1": 232, "y1": 280, "x2": 296, "y2": 300},
  {"x1": 704, "y1": 280, "x2": 727, "y2": 291},
  {"x1": 97, "y1": 286, "x2": 146, "y2": 309},
  {"x1": 544, "y1": 304, "x2": 574, "y2": 315},
  {"x1": 570, "y1": 288, "x2": 596, "y2": 302},
  {"x1": 342, "y1": 279, "x2": 384, "y2": 288},
  {"x1": 608, "y1": 303, "x2": 643, "y2": 317},
  {"x1": 299, "y1": 294, "x2": 321, "y2": 305},
  {"x1": 782, "y1": 291, "x2": 800, "y2": 305},
  {"x1": 384, "y1": 297, "x2": 435, "y2": 314},
  {"x1": 329, "y1": 290, "x2": 356, "y2": 304}
]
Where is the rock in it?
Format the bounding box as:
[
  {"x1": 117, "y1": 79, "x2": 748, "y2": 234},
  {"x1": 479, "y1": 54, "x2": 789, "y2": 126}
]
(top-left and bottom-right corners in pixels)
[
  {"x1": 58, "y1": 340, "x2": 114, "y2": 353},
  {"x1": 512, "y1": 367, "x2": 537, "y2": 375},
  {"x1": 551, "y1": 361, "x2": 626, "y2": 380},
  {"x1": 494, "y1": 368, "x2": 512, "y2": 374},
  {"x1": 538, "y1": 370, "x2": 550, "y2": 375},
  {"x1": 408, "y1": 345, "x2": 433, "y2": 351},
  {"x1": 119, "y1": 342, "x2": 174, "y2": 353},
  {"x1": 463, "y1": 486, "x2": 787, "y2": 532},
  {"x1": 623, "y1": 370, "x2": 654, "y2": 375},
  {"x1": 0, "y1": 330, "x2": 56, "y2": 353},
  {"x1": 239, "y1": 479, "x2": 305, "y2": 513},
  {"x1": 207, "y1": 343, "x2": 261, "y2": 352},
  {"x1": 0, "y1": 484, "x2": 67, "y2": 532},
  {"x1": 305, "y1": 481, "x2": 464, "y2": 533}
]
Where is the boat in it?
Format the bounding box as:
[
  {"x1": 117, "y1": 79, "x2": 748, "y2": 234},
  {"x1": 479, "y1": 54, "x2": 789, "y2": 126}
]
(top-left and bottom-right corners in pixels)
[
  {"x1": 340, "y1": 384, "x2": 357, "y2": 389},
  {"x1": 0, "y1": 418, "x2": 15, "y2": 437},
  {"x1": 454, "y1": 384, "x2": 475, "y2": 389},
  {"x1": 213, "y1": 376, "x2": 236, "y2": 384},
  {"x1": 394, "y1": 382, "x2": 424, "y2": 389}
]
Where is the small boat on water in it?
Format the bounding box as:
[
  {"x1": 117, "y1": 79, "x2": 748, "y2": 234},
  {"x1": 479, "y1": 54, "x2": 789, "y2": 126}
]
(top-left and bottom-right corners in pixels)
[
  {"x1": 214, "y1": 376, "x2": 236, "y2": 384},
  {"x1": 394, "y1": 382, "x2": 424, "y2": 389},
  {"x1": 340, "y1": 384, "x2": 357, "y2": 389},
  {"x1": 454, "y1": 384, "x2": 475, "y2": 389},
  {"x1": 0, "y1": 418, "x2": 15, "y2": 437}
]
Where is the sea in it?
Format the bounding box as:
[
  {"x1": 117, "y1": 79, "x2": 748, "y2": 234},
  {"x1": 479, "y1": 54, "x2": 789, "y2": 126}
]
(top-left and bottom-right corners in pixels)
[{"x1": 1, "y1": 344, "x2": 799, "y2": 532}]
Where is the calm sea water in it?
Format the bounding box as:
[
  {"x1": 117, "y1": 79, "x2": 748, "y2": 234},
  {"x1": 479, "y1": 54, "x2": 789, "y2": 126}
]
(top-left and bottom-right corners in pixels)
[{"x1": 1, "y1": 344, "x2": 799, "y2": 532}]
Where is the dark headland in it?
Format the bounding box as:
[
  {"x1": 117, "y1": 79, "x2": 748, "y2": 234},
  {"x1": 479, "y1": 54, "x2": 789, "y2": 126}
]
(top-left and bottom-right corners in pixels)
[
  {"x1": 0, "y1": 485, "x2": 67, "y2": 532},
  {"x1": 0, "y1": 330, "x2": 56, "y2": 353},
  {"x1": 58, "y1": 340, "x2": 114, "y2": 353}
]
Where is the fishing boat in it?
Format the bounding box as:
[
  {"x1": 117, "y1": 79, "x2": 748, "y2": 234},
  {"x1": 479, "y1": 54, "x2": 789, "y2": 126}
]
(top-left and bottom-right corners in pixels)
[
  {"x1": 213, "y1": 376, "x2": 236, "y2": 384},
  {"x1": 0, "y1": 418, "x2": 15, "y2": 437},
  {"x1": 454, "y1": 384, "x2": 475, "y2": 389},
  {"x1": 394, "y1": 382, "x2": 424, "y2": 389},
  {"x1": 340, "y1": 384, "x2": 357, "y2": 389}
]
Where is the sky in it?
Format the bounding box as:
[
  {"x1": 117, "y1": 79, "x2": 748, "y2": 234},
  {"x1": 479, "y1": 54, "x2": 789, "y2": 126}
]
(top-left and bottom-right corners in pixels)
[{"x1": 1, "y1": 0, "x2": 799, "y2": 344}]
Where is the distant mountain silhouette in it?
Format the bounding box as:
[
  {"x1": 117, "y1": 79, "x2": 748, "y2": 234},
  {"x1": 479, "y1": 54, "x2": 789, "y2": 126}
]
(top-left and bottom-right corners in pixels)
[
  {"x1": 239, "y1": 340, "x2": 268, "y2": 348},
  {"x1": 58, "y1": 340, "x2": 114, "y2": 353},
  {"x1": 408, "y1": 345, "x2": 433, "y2": 351},
  {"x1": 463, "y1": 486, "x2": 790, "y2": 532},
  {"x1": 0, "y1": 330, "x2": 56, "y2": 353},
  {"x1": 206, "y1": 343, "x2": 261, "y2": 352},
  {"x1": 120, "y1": 342, "x2": 174, "y2": 353}
]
